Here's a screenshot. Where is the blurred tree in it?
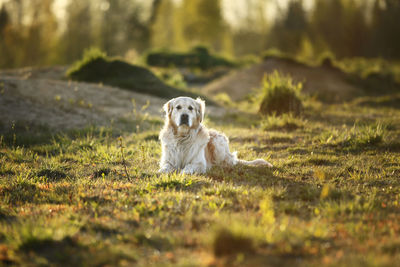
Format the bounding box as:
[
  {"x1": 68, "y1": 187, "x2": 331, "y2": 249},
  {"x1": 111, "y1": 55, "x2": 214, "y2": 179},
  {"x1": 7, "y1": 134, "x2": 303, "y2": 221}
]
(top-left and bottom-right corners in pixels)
[
  {"x1": 0, "y1": 5, "x2": 13, "y2": 68},
  {"x1": 22, "y1": 0, "x2": 58, "y2": 66},
  {"x1": 231, "y1": 0, "x2": 269, "y2": 56},
  {"x1": 310, "y1": 0, "x2": 345, "y2": 56},
  {"x1": 269, "y1": 0, "x2": 308, "y2": 55},
  {"x1": 149, "y1": 0, "x2": 161, "y2": 25},
  {"x1": 92, "y1": 0, "x2": 151, "y2": 57},
  {"x1": 341, "y1": 0, "x2": 369, "y2": 57},
  {"x1": 97, "y1": 0, "x2": 127, "y2": 56},
  {"x1": 0, "y1": 5, "x2": 9, "y2": 33},
  {"x1": 369, "y1": 0, "x2": 400, "y2": 59},
  {"x1": 58, "y1": 0, "x2": 93, "y2": 64},
  {"x1": 125, "y1": 4, "x2": 151, "y2": 53},
  {"x1": 178, "y1": 0, "x2": 228, "y2": 52},
  {"x1": 1, "y1": 0, "x2": 400, "y2": 69},
  {"x1": 150, "y1": 0, "x2": 179, "y2": 49},
  {"x1": 310, "y1": 0, "x2": 369, "y2": 58}
]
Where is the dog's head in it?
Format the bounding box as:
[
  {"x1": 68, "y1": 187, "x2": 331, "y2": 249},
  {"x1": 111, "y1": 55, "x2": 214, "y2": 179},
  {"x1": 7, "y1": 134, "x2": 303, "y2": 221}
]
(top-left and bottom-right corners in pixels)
[{"x1": 163, "y1": 97, "x2": 205, "y2": 131}]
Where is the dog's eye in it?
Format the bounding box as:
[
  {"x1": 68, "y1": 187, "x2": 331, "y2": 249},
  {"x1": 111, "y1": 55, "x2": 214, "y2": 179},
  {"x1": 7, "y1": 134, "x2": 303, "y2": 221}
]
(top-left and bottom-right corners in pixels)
[
  {"x1": 176, "y1": 105, "x2": 182, "y2": 110},
  {"x1": 188, "y1": 106, "x2": 193, "y2": 111}
]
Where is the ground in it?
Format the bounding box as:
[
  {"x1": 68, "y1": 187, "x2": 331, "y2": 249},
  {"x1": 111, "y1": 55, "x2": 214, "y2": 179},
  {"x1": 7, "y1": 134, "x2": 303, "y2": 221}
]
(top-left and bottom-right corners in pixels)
[
  {"x1": 204, "y1": 56, "x2": 363, "y2": 102},
  {"x1": 0, "y1": 63, "x2": 400, "y2": 266},
  {"x1": 0, "y1": 66, "x2": 225, "y2": 130}
]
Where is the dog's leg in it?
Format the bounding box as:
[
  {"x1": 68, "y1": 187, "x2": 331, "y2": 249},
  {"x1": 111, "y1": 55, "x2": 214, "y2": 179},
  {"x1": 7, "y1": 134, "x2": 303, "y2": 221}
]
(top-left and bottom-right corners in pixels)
[
  {"x1": 181, "y1": 162, "x2": 206, "y2": 174},
  {"x1": 210, "y1": 131, "x2": 273, "y2": 168},
  {"x1": 238, "y1": 158, "x2": 273, "y2": 167},
  {"x1": 159, "y1": 163, "x2": 176, "y2": 173}
]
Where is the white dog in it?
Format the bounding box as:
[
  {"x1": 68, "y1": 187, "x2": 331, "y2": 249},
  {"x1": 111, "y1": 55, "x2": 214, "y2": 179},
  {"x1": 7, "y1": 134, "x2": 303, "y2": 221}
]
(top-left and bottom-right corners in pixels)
[{"x1": 158, "y1": 97, "x2": 273, "y2": 174}]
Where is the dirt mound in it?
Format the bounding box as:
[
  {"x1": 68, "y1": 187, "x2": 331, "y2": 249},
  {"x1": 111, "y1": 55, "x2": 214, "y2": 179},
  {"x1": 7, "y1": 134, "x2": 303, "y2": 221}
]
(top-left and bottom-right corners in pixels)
[
  {"x1": 0, "y1": 66, "x2": 68, "y2": 80},
  {"x1": 68, "y1": 57, "x2": 206, "y2": 100},
  {"x1": 204, "y1": 56, "x2": 362, "y2": 102},
  {"x1": 0, "y1": 69, "x2": 224, "y2": 130},
  {"x1": 0, "y1": 77, "x2": 164, "y2": 129}
]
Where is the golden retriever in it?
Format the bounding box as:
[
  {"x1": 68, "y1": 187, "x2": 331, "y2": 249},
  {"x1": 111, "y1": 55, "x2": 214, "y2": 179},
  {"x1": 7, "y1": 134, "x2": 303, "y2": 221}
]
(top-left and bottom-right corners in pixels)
[{"x1": 159, "y1": 97, "x2": 273, "y2": 174}]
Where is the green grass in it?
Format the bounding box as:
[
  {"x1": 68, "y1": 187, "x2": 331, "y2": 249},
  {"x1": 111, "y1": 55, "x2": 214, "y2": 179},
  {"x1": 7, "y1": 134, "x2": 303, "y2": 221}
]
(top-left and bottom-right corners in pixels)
[
  {"x1": 261, "y1": 113, "x2": 307, "y2": 131},
  {"x1": 1, "y1": 95, "x2": 400, "y2": 266},
  {"x1": 259, "y1": 71, "x2": 303, "y2": 116},
  {"x1": 262, "y1": 51, "x2": 400, "y2": 101}
]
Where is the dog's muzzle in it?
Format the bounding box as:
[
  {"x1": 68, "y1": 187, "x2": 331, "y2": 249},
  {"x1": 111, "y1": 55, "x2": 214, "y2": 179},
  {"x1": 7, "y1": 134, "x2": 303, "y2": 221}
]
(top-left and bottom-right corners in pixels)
[{"x1": 179, "y1": 114, "x2": 189, "y2": 126}]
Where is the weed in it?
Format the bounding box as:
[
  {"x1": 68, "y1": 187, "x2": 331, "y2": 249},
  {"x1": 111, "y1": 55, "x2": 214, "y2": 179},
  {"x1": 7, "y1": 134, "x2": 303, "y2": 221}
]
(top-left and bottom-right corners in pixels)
[
  {"x1": 118, "y1": 136, "x2": 130, "y2": 179},
  {"x1": 262, "y1": 113, "x2": 306, "y2": 131},
  {"x1": 259, "y1": 71, "x2": 303, "y2": 116}
]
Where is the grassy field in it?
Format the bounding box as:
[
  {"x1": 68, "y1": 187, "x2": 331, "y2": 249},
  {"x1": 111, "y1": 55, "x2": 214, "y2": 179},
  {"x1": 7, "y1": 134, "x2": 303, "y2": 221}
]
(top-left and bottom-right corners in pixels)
[{"x1": 1, "y1": 94, "x2": 400, "y2": 266}]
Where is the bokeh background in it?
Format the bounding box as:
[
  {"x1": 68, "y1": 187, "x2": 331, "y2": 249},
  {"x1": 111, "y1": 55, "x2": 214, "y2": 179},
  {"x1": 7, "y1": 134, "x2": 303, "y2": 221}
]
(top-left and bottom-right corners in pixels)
[{"x1": 0, "y1": 0, "x2": 399, "y2": 69}]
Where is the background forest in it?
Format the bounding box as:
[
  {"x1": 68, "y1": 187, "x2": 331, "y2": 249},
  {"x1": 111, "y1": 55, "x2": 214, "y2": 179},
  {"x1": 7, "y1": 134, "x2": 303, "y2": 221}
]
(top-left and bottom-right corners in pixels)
[{"x1": 0, "y1": 0, "x2": 400, "y2": 69}]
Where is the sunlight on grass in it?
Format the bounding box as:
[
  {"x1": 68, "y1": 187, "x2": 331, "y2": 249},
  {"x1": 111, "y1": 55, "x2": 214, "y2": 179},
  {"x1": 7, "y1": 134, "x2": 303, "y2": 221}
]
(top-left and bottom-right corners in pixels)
[{"x1": 0, "y1": 92, "x2": 400, "y2": 266}]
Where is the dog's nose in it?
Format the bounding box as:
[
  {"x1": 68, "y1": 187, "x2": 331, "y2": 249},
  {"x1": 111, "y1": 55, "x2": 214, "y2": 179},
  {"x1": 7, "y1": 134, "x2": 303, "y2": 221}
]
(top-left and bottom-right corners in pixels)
[{"x1": 180, "y1": 114, "x2": 189, "y2": 125}]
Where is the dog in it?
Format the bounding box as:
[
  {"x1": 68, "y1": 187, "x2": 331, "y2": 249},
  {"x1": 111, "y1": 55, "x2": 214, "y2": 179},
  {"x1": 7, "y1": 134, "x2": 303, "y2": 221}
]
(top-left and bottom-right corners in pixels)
[{"x1": 158, "y1": 96, "x2": 273, "y2": 174}]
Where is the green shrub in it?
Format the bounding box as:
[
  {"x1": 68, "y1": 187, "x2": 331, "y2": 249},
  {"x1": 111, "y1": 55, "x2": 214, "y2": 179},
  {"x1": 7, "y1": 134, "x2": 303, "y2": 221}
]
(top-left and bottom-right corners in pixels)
[
  {"x1": 317, "y1": 51, "x2": 336, "y2": 68},
  {"x1": 262, "y1": 48, "x2": 292, "y2": 61},
  {"x1": 67, "y1": 47, "x2": 107, "y2": 76},
  {"x1": 67, "y1": 48, "x2": 210, "y2": 100},
  {"x1": 259, "y1": 71, "x2": 303, "y2": 116},
  {"x1": 145, "y1": 45, "x2": 236, "y2": 70}
]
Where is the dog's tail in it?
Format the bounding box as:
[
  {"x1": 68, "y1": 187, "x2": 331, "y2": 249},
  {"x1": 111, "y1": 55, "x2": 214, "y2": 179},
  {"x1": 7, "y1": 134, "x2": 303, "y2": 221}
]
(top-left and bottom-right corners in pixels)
[{"x1": 232, "y1": 152, "x2": 273, "y2": 167}]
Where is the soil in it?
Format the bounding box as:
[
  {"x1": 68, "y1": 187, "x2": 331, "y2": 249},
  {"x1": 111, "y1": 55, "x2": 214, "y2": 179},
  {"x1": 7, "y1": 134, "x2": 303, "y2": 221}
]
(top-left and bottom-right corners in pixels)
[
  {"x1": 203, "y1": 57, "x2": 363, "y2": 102},
  {"x1": 0, "y1": 67, "x2": 224, "y2": 130}
]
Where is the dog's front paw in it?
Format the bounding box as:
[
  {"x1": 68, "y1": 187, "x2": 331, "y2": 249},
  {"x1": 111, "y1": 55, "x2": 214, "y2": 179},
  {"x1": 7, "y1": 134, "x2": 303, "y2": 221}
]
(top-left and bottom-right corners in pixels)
[
  {"x1": 181, "y1": 166, "x2": 195, "y2": 175},
  {"x1": 158, "y1": 164, "x2": 175, "y2": 174},
  {"x1": 181, "y1": 164, "x2": 206, "y2": 175}
]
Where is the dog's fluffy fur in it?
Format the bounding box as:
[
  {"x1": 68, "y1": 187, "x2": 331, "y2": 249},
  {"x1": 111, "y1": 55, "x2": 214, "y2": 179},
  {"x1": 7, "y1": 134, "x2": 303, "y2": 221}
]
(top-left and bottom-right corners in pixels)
[{"x1": 159, "y1": 97, "x2": 273, "y2": 174}]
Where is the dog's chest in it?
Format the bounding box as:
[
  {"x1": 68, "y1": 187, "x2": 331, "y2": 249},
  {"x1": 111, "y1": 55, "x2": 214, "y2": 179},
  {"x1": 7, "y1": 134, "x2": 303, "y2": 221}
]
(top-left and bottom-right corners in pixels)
[{"x1": 167, "y1": 139, "x2": 204, "y2": 168}]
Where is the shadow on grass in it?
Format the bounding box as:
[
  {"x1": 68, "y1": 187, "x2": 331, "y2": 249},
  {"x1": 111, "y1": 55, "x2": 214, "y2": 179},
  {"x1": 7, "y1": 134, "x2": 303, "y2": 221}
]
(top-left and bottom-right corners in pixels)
[{"x1": 18, "y1": 236, "x2": 134, "y2": 266}]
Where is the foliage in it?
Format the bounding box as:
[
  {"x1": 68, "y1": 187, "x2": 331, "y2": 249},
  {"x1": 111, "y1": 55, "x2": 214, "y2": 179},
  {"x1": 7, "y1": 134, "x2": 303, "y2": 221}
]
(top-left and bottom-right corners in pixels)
[
  {"x1": 66, "y1": 47, "x2": 107, "y2": 76},
  {"x1": 59, "y1": 0, "x2": 93, "y2": 64},
  {"x1": 268, "y1": 0, "x2": 308, "y2": 55},
  {"x1": 67, "y1": 49, "x2": 208, "y2": 100},
  {"x1": 146, "y1": 46, "x2": 236, "y2": 70},
  {"x1": 259, "y1": 71, "x2": 303, "y2": 116},
  {"x1": 1, "y1": 0, "x2": 400, "y2": 68}
]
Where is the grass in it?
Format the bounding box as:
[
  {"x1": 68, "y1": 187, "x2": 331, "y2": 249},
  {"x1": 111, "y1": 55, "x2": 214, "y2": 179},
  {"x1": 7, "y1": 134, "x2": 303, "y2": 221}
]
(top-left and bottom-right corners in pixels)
[
  {"x1": 261, "y1": 113, "x2": 307, "y2": 131},
  {"x1": 1, "y1": 94, "x2": 400, "y2": 266},
  {"x1": 259, "y1": 71, "x2": 303, "y2": 116},
  {"x1": 262, "y1": 51, "x2": 400, "y2": 101}
]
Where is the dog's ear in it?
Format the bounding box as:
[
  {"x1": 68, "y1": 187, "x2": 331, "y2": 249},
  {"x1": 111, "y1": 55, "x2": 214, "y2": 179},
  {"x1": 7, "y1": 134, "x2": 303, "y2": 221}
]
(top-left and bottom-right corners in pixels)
[
  {"x1": 163, "y1": 99, "x2": 174, "y2": 117},
  {"x1": 195, "y1": 97, "x2": 205, "y2": 122}
]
